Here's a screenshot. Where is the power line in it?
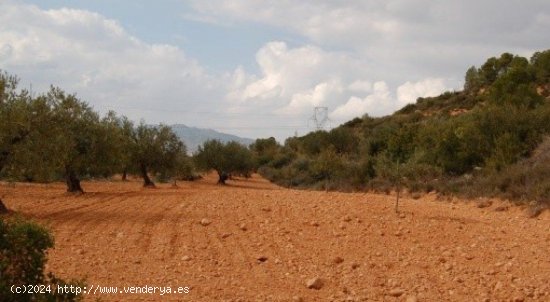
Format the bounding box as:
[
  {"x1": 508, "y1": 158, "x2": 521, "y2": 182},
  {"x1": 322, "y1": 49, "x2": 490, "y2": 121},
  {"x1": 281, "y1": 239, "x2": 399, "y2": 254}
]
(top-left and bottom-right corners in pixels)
[
  {"x1": 100, "y1": 104, "x2": 346, "y2": 131},
  {"x1": 201, "y1": 126, "x2": 310, "y2": 130},
  {"x1": 102, "y1": 105, "x2": 304, "y2": 118}
]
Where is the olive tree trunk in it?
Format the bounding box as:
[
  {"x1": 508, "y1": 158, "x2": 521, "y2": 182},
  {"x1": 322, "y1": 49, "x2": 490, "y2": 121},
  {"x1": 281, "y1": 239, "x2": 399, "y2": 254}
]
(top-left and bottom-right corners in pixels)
[
  {"x1": 217, "y1": 171, "x2": 228, "y2": 185},
  {"x1": 140, "y1": 163, "x2": 155, "y2": 187},
  {"x1": 0, "y1": 198, "x2": 8, "y2": 214},
  {"x1": 65, "y1": 167, "x2": 84, "y2": 193}
]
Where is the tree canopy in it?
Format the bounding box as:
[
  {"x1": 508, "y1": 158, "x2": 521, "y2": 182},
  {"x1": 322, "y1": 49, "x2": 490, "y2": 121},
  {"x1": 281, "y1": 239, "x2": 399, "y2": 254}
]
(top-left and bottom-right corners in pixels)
[
  {"x1": 194, "y1": 139, "x2": 254, "y2": 184},
  {"x1": 128, "y1": 122, "x2": 186, "y2": 187}
]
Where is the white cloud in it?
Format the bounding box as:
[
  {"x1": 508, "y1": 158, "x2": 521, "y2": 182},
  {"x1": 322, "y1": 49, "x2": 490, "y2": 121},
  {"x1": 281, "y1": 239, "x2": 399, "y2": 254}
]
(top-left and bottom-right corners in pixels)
[
  {"x1": 189, "y1": 1, "x2": 550, "y2": 50},
  {"x1": 226, "y1": 41, "x2": 448, "y2": 125},
  {"x1": 280, "y1": 81, "x2": 344, "y2": 114},
  {"x1": 348, "y1": 80, "x2": 372, "y2": 93},
  {"x1": 226, "y1": 41, "x2": 373, "y2": 115},
  {"x1": 331, "y1": 81, "x2": 393, "y2": 121},
  {"x1": 0, "y1": 1, "x2": 221, "y2": 128},
  {"x1": 189, "y1": 0, "x2": 550, "y2": 86},
  {"x1": 236, "y1": 42, "x2": 358, "y2": 101},
  {"x1": 397, "y1": 78, "x2": 447, "y2": 105},
  {"x1": 331, "y1": 78, "x2": 449, "y2": 121},
  {"x1": 188, "y1": 1, "x2": 401, "y2": 46}
]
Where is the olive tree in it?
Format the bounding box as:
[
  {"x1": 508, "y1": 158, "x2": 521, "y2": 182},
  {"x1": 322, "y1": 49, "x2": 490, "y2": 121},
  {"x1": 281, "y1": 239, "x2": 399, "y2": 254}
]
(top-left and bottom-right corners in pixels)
[
  {"x1": 100, "y1": 113, "x2": 135, "y2": 181},
  {"x1": 48, "y1": 88, "x2": 121, "y2": 192},
  {"x1": 0, "y1": 71, "x2": 32, "y2": 175},
  {"x1": 194, "y1": 139, "x2": 255, "y2": 184},
  {"x1": 128, "y1": 122, "x2": 185, "y2": 187},
  {"x1": 0, "y1": 72, "x2": 63, "y2": 183}
]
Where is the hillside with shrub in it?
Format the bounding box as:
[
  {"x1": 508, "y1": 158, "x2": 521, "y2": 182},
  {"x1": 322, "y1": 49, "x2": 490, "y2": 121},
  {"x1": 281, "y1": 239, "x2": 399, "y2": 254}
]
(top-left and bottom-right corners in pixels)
[{"x1": 254, "y1": 50, "x2": 550, "y2": 206}]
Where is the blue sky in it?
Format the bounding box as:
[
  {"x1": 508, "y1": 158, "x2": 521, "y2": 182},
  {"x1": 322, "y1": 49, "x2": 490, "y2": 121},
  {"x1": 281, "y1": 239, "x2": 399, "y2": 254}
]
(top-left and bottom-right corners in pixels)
[
  {"x1": 24, "y1": 0, "x2": 288, "y2": 72},
  {"x1": 2, "y1": 0, "x2": 549, "y2": 140}
]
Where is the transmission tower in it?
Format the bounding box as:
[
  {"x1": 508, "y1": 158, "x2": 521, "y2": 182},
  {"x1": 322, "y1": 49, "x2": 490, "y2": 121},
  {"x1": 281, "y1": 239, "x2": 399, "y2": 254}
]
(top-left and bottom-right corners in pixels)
[{"x1": 310, "y1": 106, "x2": 330, "y2": 130}]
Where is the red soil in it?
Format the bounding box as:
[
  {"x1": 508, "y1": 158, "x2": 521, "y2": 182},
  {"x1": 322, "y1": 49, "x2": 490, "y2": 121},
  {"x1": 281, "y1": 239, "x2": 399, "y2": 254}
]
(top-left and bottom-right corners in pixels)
[{"x1": 2, "y1": 174, "x2": 549, "y2": 301}]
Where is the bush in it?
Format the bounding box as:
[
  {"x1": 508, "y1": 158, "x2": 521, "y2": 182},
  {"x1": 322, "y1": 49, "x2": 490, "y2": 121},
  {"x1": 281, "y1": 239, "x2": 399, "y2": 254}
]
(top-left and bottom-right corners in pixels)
[
  {"x1": 475, "y1": 137, "x2": 550, "y2": 203},
  {"x1": 0, "y1": 217, "x2": 83, "y2": 302}
]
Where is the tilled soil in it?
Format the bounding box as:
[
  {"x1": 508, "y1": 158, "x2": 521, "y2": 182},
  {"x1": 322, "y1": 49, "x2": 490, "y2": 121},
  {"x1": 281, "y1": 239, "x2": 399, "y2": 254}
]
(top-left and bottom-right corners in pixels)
[{"x1": 2, "y1": 174, "x2": 549, "y2": 301}]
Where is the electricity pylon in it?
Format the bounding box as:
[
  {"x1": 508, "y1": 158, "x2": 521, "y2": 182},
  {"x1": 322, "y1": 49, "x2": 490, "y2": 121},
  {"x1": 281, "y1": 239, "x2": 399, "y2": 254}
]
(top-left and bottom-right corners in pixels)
[{"x1": 310, "y1": 106, "x2": 329, "y2": 130}]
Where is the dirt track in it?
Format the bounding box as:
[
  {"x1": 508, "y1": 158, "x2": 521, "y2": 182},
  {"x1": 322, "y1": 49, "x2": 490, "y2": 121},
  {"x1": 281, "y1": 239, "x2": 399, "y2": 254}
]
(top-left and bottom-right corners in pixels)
[{"x1": 2, "y1": 174, "x2": 550, "y2": 301}]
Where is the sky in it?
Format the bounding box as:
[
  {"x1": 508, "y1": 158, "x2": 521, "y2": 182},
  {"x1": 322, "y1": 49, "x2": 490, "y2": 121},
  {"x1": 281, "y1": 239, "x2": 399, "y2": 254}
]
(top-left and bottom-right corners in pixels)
[{"x1": 1, "y1": 0, "x2": 549, "y2": 141}]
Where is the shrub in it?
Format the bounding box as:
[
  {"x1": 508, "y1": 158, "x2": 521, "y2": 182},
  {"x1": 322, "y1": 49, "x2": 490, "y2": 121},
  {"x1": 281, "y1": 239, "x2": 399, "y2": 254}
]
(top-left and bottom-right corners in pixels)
[
  {"x1": 0, "y1": 217, "x2": 83, "y2": 302},
  {"x1": 478, "y1": 137, "x2": 550, "y2": 203}
]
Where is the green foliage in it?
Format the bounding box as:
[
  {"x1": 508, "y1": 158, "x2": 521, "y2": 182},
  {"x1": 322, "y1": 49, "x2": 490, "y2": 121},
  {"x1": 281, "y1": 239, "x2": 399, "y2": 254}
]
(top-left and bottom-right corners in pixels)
[
  {"x1": 250, "y1": 137, "x2": 279, "y2": 166},
  {"x1": 100, "y1": 111, "x2": 133, "y2": 177},
  {"x1": 0, "y1": 72, "x2": 58, "y2": 180},
  {"x1": 310, "y1": 146, "x2": 343, "y2": 182},
  {"x1": 168, "y1": 152, "x2": 197, "y2": 182},
  {"x1": 225, "y1": 141, "x2": 255, "y2": 177},
  {"x1": 255, "y1": 49, "x2": 550, "y2": 203},
  {"x1": 327, "y1": 127, "x2": 358, "y2": 155},
  {"x1": 128, "y1": 122, "x2": 186, "y2": 186},
  {"x1": 0, "y1": 69, "x2": 194, "y2": 191},
  {"x1": 530, "y1": 50, "x2": 550, "y2": 84},
  {"x1": 487, "y1": 57, "x2": 542, "y2": 108},
  {"x1": 269, "y1": 148, "x2": 296, "y2": 169},
  {"x1": 472, "y1": 137, "x2": 550, "y2": 204},
  {"x1": 0, "y1": 76, "x2": 132, "y2": 191},
  {"x1": 299, "y1": 130, "x2": 329, "y2": 156},
  {"x1": 193, "y1": 139, "x2": 225, "y2": 173},
  {"x1": 0, "y1": 218, "x2": 53, "y2": 290},
  {"x1": 416, "y1": 114, "x2": 486, "y2": 174},
  {"x1": 386, "y1": 123, "x2": 418, "y2": 163},
  {"x1": 194, "y1": 139, "x2": 254, "y2": 183},
  {"x1": 48, "y1": 88, "x2": 123, "y2": 189},
  {"x1": 479, "y1": 56, "x2": 499, "y2": 85},
  {"x1": 0, "y1": 218, "x2": 82, "y2": 302},
  {"x1": 464, "y1": 66, "x2": 482, "y2": 92}
]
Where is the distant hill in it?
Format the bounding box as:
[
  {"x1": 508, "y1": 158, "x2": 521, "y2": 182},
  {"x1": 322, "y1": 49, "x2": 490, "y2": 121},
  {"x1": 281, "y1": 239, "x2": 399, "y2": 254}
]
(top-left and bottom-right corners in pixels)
[
  {"x1": 169, "y1": 124, "x2": 255, "y2": 154},
  {"x1": 255, "y1": 49, "x2": 550, "y2": 205}
]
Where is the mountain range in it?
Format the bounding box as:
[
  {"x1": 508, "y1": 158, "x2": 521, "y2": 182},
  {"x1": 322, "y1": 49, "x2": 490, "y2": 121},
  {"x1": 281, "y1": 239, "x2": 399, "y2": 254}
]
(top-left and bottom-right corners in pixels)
[{"x1": 169, "y1": 124, "x2": 255, "y2": 154}]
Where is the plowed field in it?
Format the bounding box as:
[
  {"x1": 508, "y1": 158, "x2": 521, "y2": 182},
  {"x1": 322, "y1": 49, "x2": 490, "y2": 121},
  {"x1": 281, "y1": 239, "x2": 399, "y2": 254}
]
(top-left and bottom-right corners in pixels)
[{"x1": 2, "y1": 174, "x2": 549, "y2": 301}]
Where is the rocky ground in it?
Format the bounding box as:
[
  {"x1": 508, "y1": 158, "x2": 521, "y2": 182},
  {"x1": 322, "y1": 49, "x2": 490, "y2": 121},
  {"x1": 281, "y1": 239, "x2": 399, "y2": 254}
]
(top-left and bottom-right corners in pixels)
[{"x1": 2, "y1": 174, "x2": 549, "y2": 301}]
